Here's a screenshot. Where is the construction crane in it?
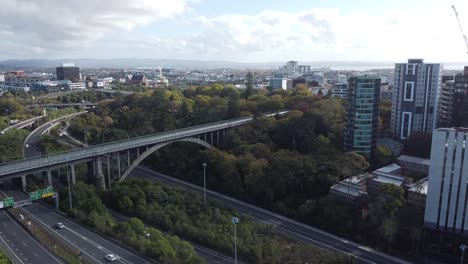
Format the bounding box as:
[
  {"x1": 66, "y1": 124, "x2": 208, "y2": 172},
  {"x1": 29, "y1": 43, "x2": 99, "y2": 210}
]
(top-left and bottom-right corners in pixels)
[{"x1": 452, "y1": 5, "x2": 468, "y2": 54}]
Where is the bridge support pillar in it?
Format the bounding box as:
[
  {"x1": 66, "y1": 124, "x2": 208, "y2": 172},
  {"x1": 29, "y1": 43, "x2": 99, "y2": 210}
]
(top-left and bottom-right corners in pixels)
[
  {"x1": 21, "y1": 176, "x2": 27, "y2": 192},
  {"x1": 94, "y1": 157, "x2": 105, "y2": 191},
  {"x1": 70, "y1": 164, "x2": 76, "y2": 184},
  {"x1": 117, "y1": 153, "x2": 121, "y2": 179},
  {"x1": 46, "y1": 170, "x2": 53, "y2": 186},
  {"x1": 107, "y1": 155, "x2": 111, "y2": 189},
  {"x1": 87, "y1": 161, "x2": 95, "y2": 184}
]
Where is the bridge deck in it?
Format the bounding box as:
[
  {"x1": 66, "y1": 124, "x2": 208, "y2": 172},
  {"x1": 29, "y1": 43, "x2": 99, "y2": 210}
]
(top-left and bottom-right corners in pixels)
[{"x1": 0, "y1": 116, "x2": 254, "y2": 177}]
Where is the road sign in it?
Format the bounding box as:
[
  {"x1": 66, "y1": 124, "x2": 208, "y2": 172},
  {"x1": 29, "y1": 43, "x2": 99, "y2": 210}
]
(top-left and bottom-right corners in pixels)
[
  {"x1": 14, "y1": 200, "x2": 32, "y2": 208},
  {"x1": 3, "y1": 197, "x2": 14, "y2": 207},
  {"x1": 29, "y1": 186, "x2": 54, "y2": 201},
  {"x1": 42, "y1": 192, "x2": 54, "y2": 198},
  {"x1": 29, "y1": 190, "x2": 41, "y2": 201}
]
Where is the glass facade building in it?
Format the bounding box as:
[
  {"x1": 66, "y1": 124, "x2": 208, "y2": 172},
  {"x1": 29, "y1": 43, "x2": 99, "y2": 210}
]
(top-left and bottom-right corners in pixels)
[{"x1": 344, "y1": 76, "x2": 381, "y2": 159}]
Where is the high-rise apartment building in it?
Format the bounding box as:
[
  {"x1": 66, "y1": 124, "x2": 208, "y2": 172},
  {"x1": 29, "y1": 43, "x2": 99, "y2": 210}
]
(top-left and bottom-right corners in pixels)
[
  {"x1": 391, "y1": 59, "x2": 442, "y2": 140},
  {"x1": 56, "y1": 63, "x2": 81, "y2": 82},
  {"x1": 332, "y1": 83, "x2": 348, "y2": 99},
  {"x1": 452, "y1": 67, "x2": 468, "y2": 128},
  {"x1": 425, "y1": 128, "x2": 468, "y2": 233},
  {"x1": 298, "y1": 65, "x2": 311, "y2": 74},
  {"x1": 439, "y1": 78, "x2": 455, "y2": 128},
  {"x1": 344, "y1": 76, "x2": 381, "y2": 159},
  {"x1": 286, "y1": 61, "x2": 298, "y2": 75}
]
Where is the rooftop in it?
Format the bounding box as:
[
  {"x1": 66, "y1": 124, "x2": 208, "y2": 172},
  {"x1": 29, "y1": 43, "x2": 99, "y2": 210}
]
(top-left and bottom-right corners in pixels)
[
  {"x1": 372, "y1": 172, "x2": 405, "y2": 186},
  {"x1": 375, "y1": 163, "x2": 401, "y2": 174},
  {"x1": 396, "y1": 155, "x2": 430, "y2": 166}
]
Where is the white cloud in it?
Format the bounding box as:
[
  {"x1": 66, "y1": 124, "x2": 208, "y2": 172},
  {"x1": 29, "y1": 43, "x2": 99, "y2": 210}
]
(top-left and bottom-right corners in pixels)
[
  {"x1": 137, "y1": 4, "x2": 468, "y2": 62},
  {"x1": 0, "y1": 0, "x2": 191, "y2": 55},
  {"x1": 2, "y1": 0, "x2": 468, "y2": 62}
]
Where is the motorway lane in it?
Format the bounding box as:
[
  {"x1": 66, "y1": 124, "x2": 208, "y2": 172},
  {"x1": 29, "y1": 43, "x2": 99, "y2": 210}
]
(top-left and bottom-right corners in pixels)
[
  {"x1": 132, "y1": 166, "x2": 412, "y2": 264},
  {"x1": 0, "y1": 210, "x2": 63, "y2": 264},
  {"x1": 4, "y1": 190, "x2": 153, "y2": 264},
  {"x1": 23, "y1": 111, "x2": 87, "y2": 159}
]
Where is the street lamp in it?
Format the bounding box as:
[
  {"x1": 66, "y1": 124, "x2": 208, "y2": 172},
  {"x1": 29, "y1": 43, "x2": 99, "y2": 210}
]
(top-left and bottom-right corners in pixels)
[
  {"x1": 202, "y1": 163, "x2": 207, "y2": 204},
  {"x1": 232, "y1": 216, "x2": 240, "y2": 264},
  {"x1": 461, "y1": 245, "x2": 467, "y2": 264}
]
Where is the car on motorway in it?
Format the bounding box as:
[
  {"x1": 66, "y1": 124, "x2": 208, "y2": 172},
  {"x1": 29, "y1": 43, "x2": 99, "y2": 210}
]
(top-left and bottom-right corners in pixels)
[
  {"x1": 55, "y1": 222, "x2": 65, "y2": 229},
  {"x1": 105, "y1": 254, "x2": 117, "y2": 262},
  {"x1": 25, "y1": 143, "x2": 29, "y2": 148}
]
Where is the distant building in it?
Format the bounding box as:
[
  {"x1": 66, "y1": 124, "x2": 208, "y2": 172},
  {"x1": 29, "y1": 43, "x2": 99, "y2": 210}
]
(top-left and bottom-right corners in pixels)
[
  {"x1": 367, "y1": 164, "x2": 411, "y2": 194},
  {"x1": 425, "y1": 128, "x2": 468, "y2": 233},
  {"x1": 344, "y1": 76, "x2": 381, "y2": 159},
  {"x1": 331, "y1": 83, "x2": 347, "y2": 99},
  {"x1": 298, "y1": 65, "x2": 311, "y2": 74},
  {"x1": 292, "y1": 78, "x2": 306, "y2": 88},
  {"x1": 329, "y1": 173, "x2": 370, "y2": 203},
  {"x1": 7, "y1": 71, "x2": 24, "y2": 76},
  {"x1": 126, "y1": 74, "x2": 148, "y2": 86},
  {"x1": 451, "y1": 67, "x2": 468, "y2": 128},
  {"x1": 439, "y1": 78, "x2": 455, "y2": 128},
  {"x1": 286, "y1": 61, "x2": 298, "y2": 75},
  {"x1": 32, "y1": 81, "x2": 62, "y2": 92},
  {"x1": 396, "y1": 154, "x2": 430, "y2": 176},
  {"x1": 391, "y1": 59, "x2": 442, "y2": 140},
  {"x1": 380, "y1": 85, "x2": 393, "y2": 100},
  {"x1": 56, "y1": 63, "x2": 81, "y2": 82},
  {"x1": 270, "y1": 76, "x2": 291, "y2": 90},
  {"x1": 0, "y1": 74, "x2": 4, "y2": 82}
]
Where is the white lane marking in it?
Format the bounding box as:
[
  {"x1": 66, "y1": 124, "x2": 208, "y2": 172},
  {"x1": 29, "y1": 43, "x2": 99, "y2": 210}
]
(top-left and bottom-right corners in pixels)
[
  {"x1": 63, "y1": 227, "x2": 133, "y2": 264},
  {"x1": 0, "y1": 214, "x2": 25, "y2": 264},
  {"x1": 36, "y1": 204, "x2": 152, "y2": 264},
  {"x1": 2, "y1": 210, "x2": 63, "y2": 264},
  {"x1": 22, "y1": 212, "x2": 102, "y2": 264}
]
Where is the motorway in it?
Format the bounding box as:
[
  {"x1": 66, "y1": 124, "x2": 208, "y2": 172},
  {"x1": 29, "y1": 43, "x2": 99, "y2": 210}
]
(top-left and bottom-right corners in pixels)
[
  {"x1": 23, "y1": 111, "x2": 87, "y2": 158},
  {"x1": 0, "y1": 209, "x2": 63, "y2": 264},
  {"x1": 3, "y1": 189, "x2": 154, "y2": 264},
  {"x1": 0, "y1": 116, "x2": 44, "y2": 134},
  {"x1": 131, "y1": 166, "x2": 413, "y2": 264}
]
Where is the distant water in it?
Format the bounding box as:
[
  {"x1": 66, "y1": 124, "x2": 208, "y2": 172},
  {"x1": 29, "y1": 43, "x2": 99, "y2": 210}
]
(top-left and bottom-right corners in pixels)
[
  {"x1": 325, "y1": 64, "x2": 467, "y2": 71},
  {"x1": 328, "y1": 65, "x2": 393, "y2": 71}
]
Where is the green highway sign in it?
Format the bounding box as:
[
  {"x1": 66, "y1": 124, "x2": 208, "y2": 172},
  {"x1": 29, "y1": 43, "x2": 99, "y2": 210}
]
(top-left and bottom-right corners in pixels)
[
  {"x1": 3, "y1": 197, "x2": 14, "y2": 207},
  {"x1": 29, "y1": 186, "x2": 54, "y2": 201}
]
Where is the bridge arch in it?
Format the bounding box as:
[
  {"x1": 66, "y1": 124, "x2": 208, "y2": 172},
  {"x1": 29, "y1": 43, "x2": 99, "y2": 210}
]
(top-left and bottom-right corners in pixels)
[{"x1": 118, "y1": 137, "x2": 212, "y2": 182}]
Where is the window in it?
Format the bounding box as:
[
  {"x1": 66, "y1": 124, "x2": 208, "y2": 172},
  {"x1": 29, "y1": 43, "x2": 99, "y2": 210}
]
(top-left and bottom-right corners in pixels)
[{"x1": 404, "y1": 81, "x2": 414, "y2": 101}]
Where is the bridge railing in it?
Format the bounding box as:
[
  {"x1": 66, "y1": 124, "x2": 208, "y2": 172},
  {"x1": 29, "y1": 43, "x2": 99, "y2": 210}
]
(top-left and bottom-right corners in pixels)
[{"x1": 0, "y1": 110, "x2": 288, "y2": 176}]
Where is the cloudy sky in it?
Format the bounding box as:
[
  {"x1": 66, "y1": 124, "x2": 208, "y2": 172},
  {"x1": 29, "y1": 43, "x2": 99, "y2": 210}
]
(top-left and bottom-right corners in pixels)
[{"x1": 1, "y1": 0, "x2": 468, "y2": 62}]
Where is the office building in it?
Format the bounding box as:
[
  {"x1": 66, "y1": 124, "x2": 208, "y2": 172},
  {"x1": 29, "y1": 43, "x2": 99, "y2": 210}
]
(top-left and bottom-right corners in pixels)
[
  {"x1": 332, "y1": 83, "x2": 348, "y2": 99},
  {"x1": 439, "y1": 78, "x2": 455, "y2": 128},
  {"x1": 391, "y1": 59, "x2": 442, "y2": 140},
  {"x1": 56, "y1": 63, "x2": 81, "y2": 82},
  {"x1": 344, "y1": 76, "x2": 381, "y2": 159},
  {"x1": 298, "y1": 65, "x2": 311, "y2": 74},
  {"x1": 286, "y1": 61, "x2": 298, "y2": 75},
  {"x1": 424, "y1": 128, "x2": 468, "y2": 233},
  {"x1": 270, "y1": 76, "x2": 291, "y2": 90},
  {"x1": 452, "y1": 67, "x2": 468, "y2": 128}
]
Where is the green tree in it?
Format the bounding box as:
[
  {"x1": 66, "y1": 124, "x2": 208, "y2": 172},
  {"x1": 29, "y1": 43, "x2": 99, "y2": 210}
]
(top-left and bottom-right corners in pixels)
[{"x1": 243, "y1": 72, "x2": 254, "y2": 99}]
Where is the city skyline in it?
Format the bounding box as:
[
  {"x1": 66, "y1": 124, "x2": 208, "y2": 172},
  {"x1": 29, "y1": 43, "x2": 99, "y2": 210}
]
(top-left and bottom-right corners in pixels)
[{"x1": 2, "y1": 0, "x2": 468, "y2": 62}]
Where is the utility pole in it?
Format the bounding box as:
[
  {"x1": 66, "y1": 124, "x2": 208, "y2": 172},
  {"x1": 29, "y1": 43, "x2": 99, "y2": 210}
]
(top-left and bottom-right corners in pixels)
[
  {"x1": 232, "y1": 217, "x2": 240, "y2": 264},
  {"x1": 202, "y1": 163, "x2": 207, "y2": 204}
]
